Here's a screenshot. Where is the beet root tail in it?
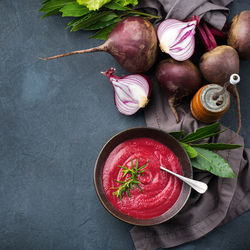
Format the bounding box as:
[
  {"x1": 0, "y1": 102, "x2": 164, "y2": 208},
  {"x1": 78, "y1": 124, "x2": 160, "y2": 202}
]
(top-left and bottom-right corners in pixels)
[
  {"x1": 168, "y1": 97, "x2": 180, "y2": 123},
  {"x1": 41, "y1": 43, "x2": 108, "y2": 61},
  {"x1": 229, "y1": 86, "x2": 241, "y2": 143}
]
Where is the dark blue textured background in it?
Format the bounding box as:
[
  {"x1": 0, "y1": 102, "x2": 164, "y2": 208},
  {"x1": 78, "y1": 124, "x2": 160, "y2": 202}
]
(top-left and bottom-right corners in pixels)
[{"x1": 0, "y1": 1, "x2": 250, "y2": 249}]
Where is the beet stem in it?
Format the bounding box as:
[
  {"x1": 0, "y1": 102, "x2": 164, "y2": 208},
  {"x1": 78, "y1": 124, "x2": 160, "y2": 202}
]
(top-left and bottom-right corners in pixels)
[
  {"x1": 209, "y1": 25, "x2": 228, "y2": 38},
  {"x1": 202, "y1": 22, "x2": 217, "y2": 50},
  {"x1": 42, "y1": 43, "x2": 108, "y2": 61},
  {"x1": 168, "y1": 97, "x2": 180, "y2": 123},
  {"x1": 197, "y1": 22, "x2": 217, "y2": 52},
  {"x1": 127, "y1": 10, "x2": 161, "y2": 19}
]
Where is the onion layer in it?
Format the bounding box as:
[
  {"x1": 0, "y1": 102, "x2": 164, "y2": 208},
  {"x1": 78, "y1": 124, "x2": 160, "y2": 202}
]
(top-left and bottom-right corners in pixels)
[
  {"x1": 157, "y1": 17, "x2": 199, "y2": 61},
  {"x1": 102, "y1": 68, "x2": 152, "y2": 115}
]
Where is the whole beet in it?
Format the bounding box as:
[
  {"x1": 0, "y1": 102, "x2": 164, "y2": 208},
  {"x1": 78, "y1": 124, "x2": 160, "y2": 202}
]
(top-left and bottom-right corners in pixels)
[
  {"x1": 228, "y1": 10, "x2": 250, "y2": 60},
  {"x1": 199, "y1": 45, "x2": 241, "y2": 141},
  {"x1": 156, "y1": 59, "x2": 202, "y2": 123},
  {"x1": 199, "y1": 45, "x2": 240, "y2": 86},
  {"x1": 44, "y1": 17, "x2": 158, "y2": 73}
]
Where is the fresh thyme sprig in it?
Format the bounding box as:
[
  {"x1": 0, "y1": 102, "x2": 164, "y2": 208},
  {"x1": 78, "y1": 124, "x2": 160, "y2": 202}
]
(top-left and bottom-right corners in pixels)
[{"x1": 111, "y1": 157, "x2": 149, "y2": 200}]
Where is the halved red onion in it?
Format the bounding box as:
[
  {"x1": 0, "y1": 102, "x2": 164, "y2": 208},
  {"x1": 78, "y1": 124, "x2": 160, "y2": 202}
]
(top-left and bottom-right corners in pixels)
[
  {"x1": 102, "y1": 68, "x2": 152, "y2": 115},
  {"x1": 157, "y1": 17, "x2": 199, "y2": 61}
]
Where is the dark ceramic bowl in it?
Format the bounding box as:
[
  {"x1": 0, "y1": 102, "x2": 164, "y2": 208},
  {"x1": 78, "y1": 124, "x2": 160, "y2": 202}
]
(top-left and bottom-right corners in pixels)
[{"x1": 94, "y1": 127, "x2": 192, "y2": 226}]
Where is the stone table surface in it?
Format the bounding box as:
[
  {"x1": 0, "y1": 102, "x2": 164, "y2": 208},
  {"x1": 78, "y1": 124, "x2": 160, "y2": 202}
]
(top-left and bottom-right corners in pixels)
[{"x1": 1, "y1": 0, "x2": 250, "y2": 249}]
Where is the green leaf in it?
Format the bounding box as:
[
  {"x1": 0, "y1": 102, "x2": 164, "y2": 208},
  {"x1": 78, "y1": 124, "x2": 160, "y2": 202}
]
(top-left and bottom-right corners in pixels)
[
  {"x1": 42, "y1": 0, "x2": 50, "y2": 4},
  {"x1": 138, "y1": 160, "x2": 149, "y2": 171},
  {"x1": 131, "y1": 158, "x2": 134, "y2": 171},
  {"x1": 115, "y1": 0, "x2": 138, "y2": 7},
  {"x1": 105, "y1": 2, "x2": 130, "y2": 10},
  {"x1": 40, "y1": 0, "x2": 158, "y2": 39},
  {"x1": 40, "y1": 0, "x2": 74, "y2": 13},
  {"x1": 118, "y1": 165, "x2": 127, "y2": 169},
  {"x1": 60, "y1": 2, "x2": 90, "y2": 17},
  {"x1": 90, "y1": 22, "x2": 117, "y2": 39},
  {"x1": 69, "y1": 11, "x2": 114, "y2": 31},
  {"x1": 182, "y1": 128, "x2": 228, "y2": 144},
  {"x1": 181, "y1": 122, "x2": 222, "y2": 143},
  {"x1": 190, "y1": 143, "x2": 242, "y2": 150},
  {"x1": 181, "y1": 122, "x2": 220, "y2": 142},
  {"x1": 41, "y1": 8, "x2": 61, "y2": 18},
  {"x1": 67, "y1": 12, "x2": 101, "y2": 31},
  {"x1": 86, "y1": 15, "x2": 120, "y2": 30},
  {"x1": 66, "y1": 17, "x2": 82, "y2": 29},
  {"x1": 77, "y1": 0, "x2": 112, "y2": 10},
  {"x1": 135, "y1": 158, "x2": 139, "y2": 170},
  {"x1": 191, "y1": 147, "x2": 236, "y2": 178},
  {"x1": 169, "y1": 130, "x2": 184, "y2": 140},
  {"x1": 180, "y1": 142, "x2": 198, "y2": 159}
]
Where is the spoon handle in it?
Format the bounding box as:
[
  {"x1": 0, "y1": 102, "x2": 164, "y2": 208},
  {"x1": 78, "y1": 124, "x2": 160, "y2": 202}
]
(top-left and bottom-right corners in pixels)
[{"x1": 160, "y1": 166, "x2": 208, "y2": 194}]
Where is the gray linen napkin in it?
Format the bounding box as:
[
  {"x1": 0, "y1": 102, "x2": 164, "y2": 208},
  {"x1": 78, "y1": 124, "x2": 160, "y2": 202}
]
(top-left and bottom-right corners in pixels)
[
  {"x1": 130, "y1": 1, "x2": 250, "y2": 248},
  {"x1": 130, "y1": 81, "x2": 250, "y2": 249},
  {"x1": 136, "y1": 0, "x2": 233, "y2": 29}
]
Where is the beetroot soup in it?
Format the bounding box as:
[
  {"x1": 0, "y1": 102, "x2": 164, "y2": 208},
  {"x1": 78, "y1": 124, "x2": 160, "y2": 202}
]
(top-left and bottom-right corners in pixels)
[{"x1": 102, "y1": 137, "x2": 183, "y2": 219}]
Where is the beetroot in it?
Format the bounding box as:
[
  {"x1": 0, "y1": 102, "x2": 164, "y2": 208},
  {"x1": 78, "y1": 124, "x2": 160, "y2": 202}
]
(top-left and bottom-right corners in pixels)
[
  {"x1": 156, "y1": 59, "x2": 202, "y2": 123},
  {"x1": 43, "y1": 17, "x2": 158, "y2": 73},
  {"x1": 199, "y1": 45, "x2": 240, "y2": 86},
  {"x1": 228, "y1": 10, "x2": 250, "y2": 60},
  {"x1": 199, "y1": 45, "x2": 241, "y2": 141}
]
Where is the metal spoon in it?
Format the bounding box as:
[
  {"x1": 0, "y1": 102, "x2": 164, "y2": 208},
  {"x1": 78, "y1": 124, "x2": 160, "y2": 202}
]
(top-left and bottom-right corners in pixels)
[{"x1": 160, "y1": 166, "x2": 208, "y2": 194}]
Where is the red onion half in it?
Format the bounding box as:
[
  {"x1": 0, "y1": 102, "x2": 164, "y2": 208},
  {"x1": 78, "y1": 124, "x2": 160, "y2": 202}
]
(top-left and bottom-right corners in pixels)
[
  {"x1": 102, "y1": 68, "x2": 152, "y2": 115},
  {"x1": 157, "y1": 17, "x2": 199, "y2": 61}
]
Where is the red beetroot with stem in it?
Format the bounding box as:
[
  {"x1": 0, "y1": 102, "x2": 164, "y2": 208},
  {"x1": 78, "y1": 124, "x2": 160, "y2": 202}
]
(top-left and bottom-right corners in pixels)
[
  {"x1": 156, "y1": 59, "x2": 202, "y2": 123},
  {"x1": 43, "y1": 17, "x2": 158, "y2": 74},
  {"x1": 198, "y1": 21, "x2": 241, "y2": 140}
]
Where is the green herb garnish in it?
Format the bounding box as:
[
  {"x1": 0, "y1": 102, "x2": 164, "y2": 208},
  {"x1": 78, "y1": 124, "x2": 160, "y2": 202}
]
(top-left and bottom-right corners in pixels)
[
  {"x1": 111, "y1": 157, "x2": 149, "y2": 200},
  {"x1": 169, "y1": 122, "x2": 242, "y2": 178},
  {"x1": 39, "y1": 0, "x2": 160, "y2": 40}
]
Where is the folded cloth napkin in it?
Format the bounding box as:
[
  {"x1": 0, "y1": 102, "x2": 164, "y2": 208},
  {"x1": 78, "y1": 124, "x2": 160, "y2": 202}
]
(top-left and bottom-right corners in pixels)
[
  {"x1": 130, "y1": 1, "x2": 250, "y2": 249},
  {"x1": 130, "y1": 81, "x2": 250, "y2": 250},
  {"x1": 136, "y1": 0, "x2": 233, "y2": 29}
]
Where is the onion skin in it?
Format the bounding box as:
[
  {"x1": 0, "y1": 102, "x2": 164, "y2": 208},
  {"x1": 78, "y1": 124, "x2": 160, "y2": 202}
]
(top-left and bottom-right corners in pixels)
[
  {"x1": 43, "y1": 17, "x2": 158, "y2": 74},
  {"x1": 156, "y1": 59, "x2": 202, "y2": 122},
  {"x1": 228, "y1": 10, "x2": 250, "y2": 60}
]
